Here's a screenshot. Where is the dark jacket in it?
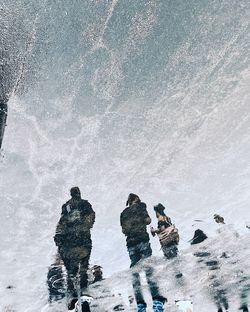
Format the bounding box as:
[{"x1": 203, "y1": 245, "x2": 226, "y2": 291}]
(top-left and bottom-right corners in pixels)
[
  {"x1": 120, "y1": 202, "x2": 151, "y2": 248},
  {"x1": 54, "y1": 198, "x2": 95, "y2": 249}
]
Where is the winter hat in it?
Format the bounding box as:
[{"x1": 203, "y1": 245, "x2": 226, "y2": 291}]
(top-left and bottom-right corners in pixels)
[{"x1": 154, "y1": 203, "x2": 165, "y2": 214}]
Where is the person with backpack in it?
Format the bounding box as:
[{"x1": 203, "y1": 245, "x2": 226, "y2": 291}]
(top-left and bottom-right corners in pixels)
[
  {"x1": 120, "y1": 193, "x2": 166, "y2": 312},
  {"x1": 54, "y1": 187, "x2": 95, "y2": 310},
  {"x1": 151, "y1": 203, "x2": 179, "y2": 259}
]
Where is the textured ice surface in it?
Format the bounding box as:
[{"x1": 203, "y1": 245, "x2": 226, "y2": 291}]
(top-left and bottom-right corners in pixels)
[{"x1": 0, "y1": 0, "x2": 250, "y2": 311}]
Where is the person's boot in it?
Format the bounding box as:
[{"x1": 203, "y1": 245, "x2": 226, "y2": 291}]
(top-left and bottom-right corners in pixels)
[
  {"x1": 152, "y1": 296, "x2": 166, "y2": 312},
  {"x1": 137, "y1": 302, "x2": 147, "y2": 312}
]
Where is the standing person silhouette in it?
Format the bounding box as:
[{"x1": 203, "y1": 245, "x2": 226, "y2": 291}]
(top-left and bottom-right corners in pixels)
[
  {"x1": 54, "y1": 187, "x2": 95, "y2": 310},
  {"x1": 120, "y1": 193, "x2": 166, "y2": 312},
  {"x1": 151, "y1": 203, "x2": 179, "y2": 259}
]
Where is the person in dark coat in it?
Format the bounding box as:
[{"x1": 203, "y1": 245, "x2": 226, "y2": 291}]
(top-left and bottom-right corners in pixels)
[
  {"x1": 120, "y1": 193, "x2": 166, "y2": 312},
  {"x1": 120, "y1": 193, "x2": 152, "y2": 267},
  {"x1": 54, "y1": 187, "x2": 95, "y2": 308}
]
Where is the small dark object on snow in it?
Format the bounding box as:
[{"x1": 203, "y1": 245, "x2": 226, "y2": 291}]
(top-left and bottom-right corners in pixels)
[
  {"x1": 214, "y1": 214, "x2": 225, "y2": 224},
  {"x1": 193, "y1": 252, "x2": 211, "y2": 257},
  {"x1": 220, "y1": 252, "x2": 229, "y2": 258},
  {"x1": 128, "y1": 296, "x2": 134, "y2": 304},
  {"x1": 113, "y1": 304, "x2": 125, "y2": 311},
  {"x1": 190, "y1": 229, "x2": 207, "y2": 245},
  {"x1": 6, "y1": 285, "x2": 14, "y2": 289},
  {"x1": 175, "y1": 273, "x2": 183, "y2": 279},
  {"x1": 206, "y1": 260, "x2": 219, "y2": 267}
]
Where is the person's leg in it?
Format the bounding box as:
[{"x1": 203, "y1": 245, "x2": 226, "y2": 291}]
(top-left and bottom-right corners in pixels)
[
  {"x1": 132, "y1": 271, "x2": 146, "y2": 305},
  {"x1": 139, "y1": 241, "x2": 152, "y2": 260},
  {"x1": 139, "y1": 242, "x2": 165, "y2": 302},
  {"x1": 137, "y1": 302, "x2": 147, "y2": 312},
  {"x1": 128, "y1": 245, "x2": 141, "y2": 267},
  {"x1": 144, "y1": 266, "x2": 161, "y2": 300},
  {"x1": 81, "y1": 301, "x2": 91, "y2": 312},
  {"x1": 239, "y1": 282, "x2": 250, "y2": 312},
  {"x1": 213, "y1": 287, "x2": 228, "y2": 312},
  {"x1": 80, "y1": 252, "x2": 91, "y2": 292},
  {"x1": 129, "y1": 245, "x2": 147, "y2": 310},
  {"x1": 162, "y1": 244, "x2": 178, "y2": 259},
  {"x1": 62, "y1": 256, "x2": 78, "y2": 299}
]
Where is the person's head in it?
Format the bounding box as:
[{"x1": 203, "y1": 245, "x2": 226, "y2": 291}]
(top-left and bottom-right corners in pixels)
[
  {"x1": 154, "y1": 203, "x2": 166, "y2": 216},
  {"x1": 70, "y1": 186, "x2": 81, "y2": 199},
  {"x1": 126, "y1": 193, "x2": 140, "y2": 207}
]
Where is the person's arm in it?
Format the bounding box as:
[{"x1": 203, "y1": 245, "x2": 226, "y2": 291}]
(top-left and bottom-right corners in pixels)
[
  {"x1": 54, "y1": 217, "x2": 65, "y2": 247},
  {"x1": 83, "y1": 201, "x2": 95, "y2": 230},
  {"x1": 140, "y1": 203, "x2": 151, "y2": 225},
  {"x1": 120, "y1": 212, "x2": 131, "y2": 235},
  {"x1": 61, "y1": 206, "x2": 66, "y2": 216}
]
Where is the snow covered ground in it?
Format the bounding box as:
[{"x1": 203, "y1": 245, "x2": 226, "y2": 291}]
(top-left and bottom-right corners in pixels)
[
  {"x1": 2, "y1": 226, "x2": 249, "y2": 311},
  {"x1": 0, "y1": 0, "x2": 250, "y2": 311}
]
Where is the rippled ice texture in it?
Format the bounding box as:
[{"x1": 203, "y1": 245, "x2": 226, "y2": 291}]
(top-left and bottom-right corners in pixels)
[{"x1": 0, "y1": 0, "x2": 250, "y2": 311}]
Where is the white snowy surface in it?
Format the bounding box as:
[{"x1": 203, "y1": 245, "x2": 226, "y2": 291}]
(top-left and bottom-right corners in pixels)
[
  {"x1": 3, "y1": 227, "x2": 248, "y2": 311},
  {"x1": 0, "y1": 0, "x2": 250, "y2": 311}
]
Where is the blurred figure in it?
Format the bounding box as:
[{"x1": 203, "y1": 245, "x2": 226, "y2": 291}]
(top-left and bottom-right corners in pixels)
[
  {"x1": 54, "y1": 187, "x2": 95, "y2": 309},
  {"x1": 47, "y1": 253, "x2": 66, "y2": 303},
  {"x1": 120, "y1": 193, "x2": 166, "y2": 312},
  {"x1": 214, "y1": 214, "x2": 225, "y2": 224},
  {"x1": 91, "y1": 265, "x2": 103, "y2": 283},
  {"x1": 151, "y1": 203, "x2": 179, "y2": 259}
]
